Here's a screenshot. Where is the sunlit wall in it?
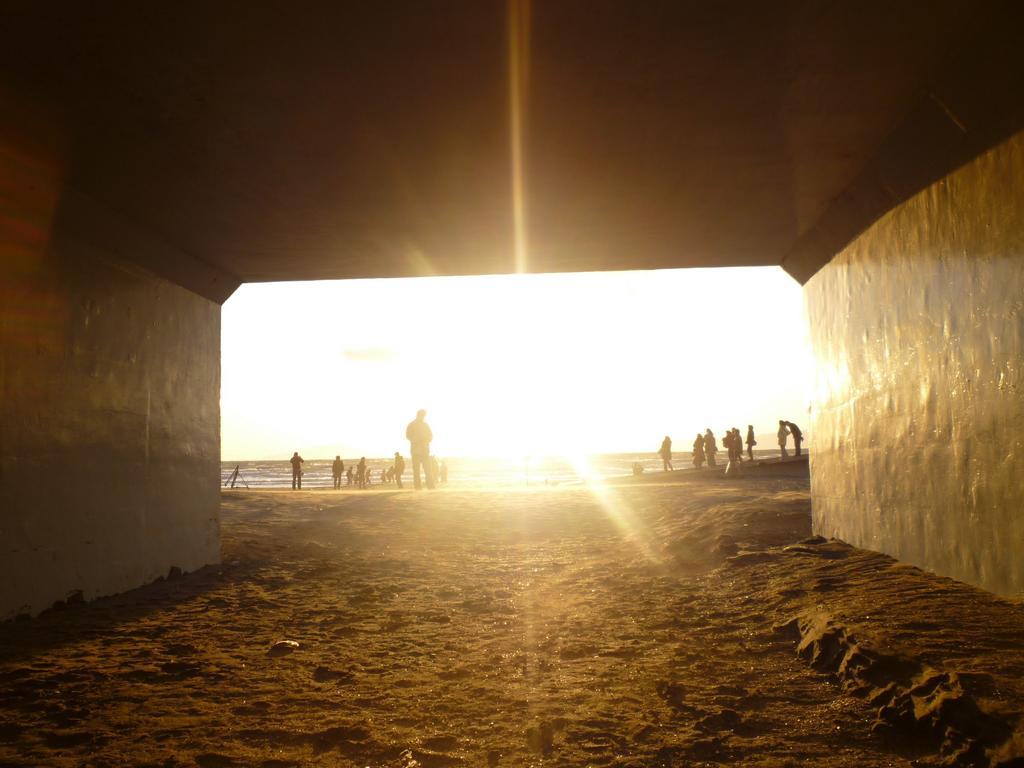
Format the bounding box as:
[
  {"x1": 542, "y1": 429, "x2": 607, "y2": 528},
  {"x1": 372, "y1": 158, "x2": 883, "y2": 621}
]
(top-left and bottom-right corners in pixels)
[
  {"x1": 805, "y1": 130, "x2": 1024, "y2": 598},
  {"x1": 0, "y1": 102, "x2": 221, "y2": 617}
]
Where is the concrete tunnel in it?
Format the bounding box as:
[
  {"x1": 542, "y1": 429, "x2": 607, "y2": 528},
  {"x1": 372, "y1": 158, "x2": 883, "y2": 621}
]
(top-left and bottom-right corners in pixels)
[{"x1": 2, "y1": 1, "x2": 1024, "y2": 618}]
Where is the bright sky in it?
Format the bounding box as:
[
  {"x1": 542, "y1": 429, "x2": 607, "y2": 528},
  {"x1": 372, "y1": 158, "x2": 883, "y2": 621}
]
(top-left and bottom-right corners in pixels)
[{"x1": 221, "y1": 267, "x2": 811, "y2": 460}]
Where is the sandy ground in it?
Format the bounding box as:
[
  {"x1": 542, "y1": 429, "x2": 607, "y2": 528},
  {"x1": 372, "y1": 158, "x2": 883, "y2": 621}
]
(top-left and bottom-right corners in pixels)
[{"x1": 1, "y1": 478, "x2": 1022, "y2": 767}]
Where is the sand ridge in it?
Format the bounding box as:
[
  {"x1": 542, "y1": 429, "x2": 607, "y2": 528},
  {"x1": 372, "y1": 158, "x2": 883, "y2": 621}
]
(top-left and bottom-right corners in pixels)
[{"x1": 0, "y1": 479, "x2": 1021, "y2": 766}]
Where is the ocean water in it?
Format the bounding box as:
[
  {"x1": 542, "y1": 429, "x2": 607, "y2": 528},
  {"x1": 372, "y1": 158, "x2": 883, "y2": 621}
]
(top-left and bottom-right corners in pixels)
[{"x1": 221, "y1": 450, "x2": 791, "y2": 489}]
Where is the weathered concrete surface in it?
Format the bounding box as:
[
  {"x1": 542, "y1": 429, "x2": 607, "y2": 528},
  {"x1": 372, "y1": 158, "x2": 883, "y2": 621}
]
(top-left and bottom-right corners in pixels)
[
  {"x1": 0, "y1": 129, "x2": 221, "y2": 618},
  {"x1": 805, "y1": 130, "x2": 1024, "y2": 598}
]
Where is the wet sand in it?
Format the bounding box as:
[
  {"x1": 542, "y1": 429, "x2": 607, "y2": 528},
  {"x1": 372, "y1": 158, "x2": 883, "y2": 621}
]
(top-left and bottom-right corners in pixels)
[{"x1": 1, "y1": 478, "x2": 1021, "y2": 767}]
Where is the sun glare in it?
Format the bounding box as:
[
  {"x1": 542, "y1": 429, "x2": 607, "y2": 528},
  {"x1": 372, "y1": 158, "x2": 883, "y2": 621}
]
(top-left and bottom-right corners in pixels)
[{"x1": 221, "y1": 267, "x2": 811, "y2": 462}]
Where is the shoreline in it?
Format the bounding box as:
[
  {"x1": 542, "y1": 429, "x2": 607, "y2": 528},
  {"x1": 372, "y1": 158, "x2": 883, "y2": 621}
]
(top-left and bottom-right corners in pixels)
[{"x1": 220, "y1": 453, "x2": 811, "y2": 490}]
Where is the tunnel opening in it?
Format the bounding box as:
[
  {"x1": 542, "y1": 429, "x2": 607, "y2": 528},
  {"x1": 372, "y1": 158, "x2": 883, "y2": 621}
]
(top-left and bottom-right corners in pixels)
[{"x1": 219, "y1": 266, "x2": 812, "y2": 490}]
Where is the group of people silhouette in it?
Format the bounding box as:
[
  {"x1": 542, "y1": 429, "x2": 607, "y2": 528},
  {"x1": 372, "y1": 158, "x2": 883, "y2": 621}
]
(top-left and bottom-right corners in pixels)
[
  {"x1": 660, "y1": 420, "x2": 803, "y2": 471},
  {"x1": 288, "y1": 409, "x2": 447, "y2": 491},
  {"x1": 284, "y1": 411, "x2": 802, "y2": 489},
  {"x1": 327, "y1": 455, "x2": 413, "y2": 489}
]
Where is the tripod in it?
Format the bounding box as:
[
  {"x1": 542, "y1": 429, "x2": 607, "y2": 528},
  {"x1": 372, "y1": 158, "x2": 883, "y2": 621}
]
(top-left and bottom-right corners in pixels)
[{"x1": 223, "y1": 464, "x2": 249, "y2": 489}]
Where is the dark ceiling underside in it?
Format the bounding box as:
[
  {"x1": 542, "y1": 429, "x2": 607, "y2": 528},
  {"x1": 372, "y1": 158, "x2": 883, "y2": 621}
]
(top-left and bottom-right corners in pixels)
[{"x1": 2, "y1": 1, "x2": 1023, "y2": 302}]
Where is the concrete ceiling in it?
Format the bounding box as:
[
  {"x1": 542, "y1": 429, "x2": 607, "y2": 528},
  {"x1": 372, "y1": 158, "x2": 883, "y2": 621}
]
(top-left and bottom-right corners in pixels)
[{"x1": 2, "y1": 1, "x2": 1023, "y2": 302}]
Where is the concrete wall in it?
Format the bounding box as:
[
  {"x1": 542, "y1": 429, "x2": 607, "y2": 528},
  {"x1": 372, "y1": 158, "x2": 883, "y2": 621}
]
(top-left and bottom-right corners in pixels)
[
  {"x1": 1, "y1": 136, "x2": 221, "y2": 618},
  {"x1": 805, "y1": 131, "x2": 1024, "y2": 598}
]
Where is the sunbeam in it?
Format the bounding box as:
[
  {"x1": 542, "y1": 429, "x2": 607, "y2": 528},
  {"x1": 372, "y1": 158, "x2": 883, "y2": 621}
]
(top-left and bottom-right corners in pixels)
[
  {"x1": 508, "y1": 0, "x2": 530, "y2": 273},
  {"x1": 565, "y1": 453, "x2": 664, "y2": 566}
]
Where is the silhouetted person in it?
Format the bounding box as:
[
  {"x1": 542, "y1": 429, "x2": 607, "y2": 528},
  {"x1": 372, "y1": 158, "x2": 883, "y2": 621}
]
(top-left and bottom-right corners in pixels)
[
  {"x1": 659, "y1": 436, "x2": 673, "y2": 471},
  {"x1": 393, "y1": 452, "x2": 406, "y2": 488},
  {"x1": 704, "y1": 429, "x2": 718, "y2": 467},
  {"x1": 356, "y1": 457, "x2": 367, "y2": 489},
  {"x1": 724, "y1": 429, "x2": 743, "y2": 474},
  {"x1": 406, "y1": 409, "x2": 435, "y2": 490},
  {"x1": 778, "y1": 420, "x2": 790, "y2": 458},
  {"x1": 346, "y1": 466, "x2": 354, "y2": 486},
  {"x1": 746, "y1": 425, "x2": 756, "y2": 461},
  {"x1": 724, "y1": 429, "x2": 736, "y2": 463},
  {"x1": 692, "y1": 433, "x2": 705, "y2": 468},
  {"x1": 289, "y1": 451, "x2": 304, "y2": 489},
  {"x1": 332, "y1": 455, "x2": 344, "y2": 489},
  {"x1": 784, "y1": 421, "x2": 803, "y2": 456},
  {"x1": 632, "y1": 462, "x2": 644, "y2": 476},
  {"x1": 439, "y1": 460, "x2": 448, "y2": 484}
]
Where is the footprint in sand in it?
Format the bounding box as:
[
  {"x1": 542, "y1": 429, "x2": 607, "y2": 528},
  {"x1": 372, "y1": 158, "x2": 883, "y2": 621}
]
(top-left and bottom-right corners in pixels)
[
  {"x1": 312, "y1": 665, "x2": 354, "y2": 683},
  {"x1": 195, "y1": 753, "x2": 237, "y2": 768},
  {"x1": 230, "y1": 700, "x2": 270, "y2": 716},
  {"x1": 525, "y1": 721, "x2": 555, "y2": 755}
]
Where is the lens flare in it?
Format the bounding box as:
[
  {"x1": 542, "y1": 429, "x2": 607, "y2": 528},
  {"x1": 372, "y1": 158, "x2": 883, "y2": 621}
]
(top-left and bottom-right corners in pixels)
[
  {"x1": 508, "y1": 0, "x2": 530, "y2": 273},
  {"x1": 565, "y1": 453, "x2": 664, "y2": 566}
]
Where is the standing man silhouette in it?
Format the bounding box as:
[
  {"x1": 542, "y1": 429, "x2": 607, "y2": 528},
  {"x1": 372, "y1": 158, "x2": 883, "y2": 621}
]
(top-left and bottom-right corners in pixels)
[
  {"x1": 393, "y1": 452, "x2": 406, "y2": 488},
  {"x1": 745, "y1": 425, "x2": 756, "y2": 461},
  {"x1": 658, "y1": 436, "x2": 673, "y2": 472},
  {"x1": 704, "y1": 429, "x2": 718, "y2": 467},
  {"x1": 406, "y1": 409, "x2": 435, "y2": 490},
  {"x1": 778, "y1": 420, "x2": 790, "y2": 458},
  {"x1": 290, "y1": 451, "x2": 304, "y2": 490},
  {"x1": 332, "y1": 455, "x2": 344, "y2": 489}
]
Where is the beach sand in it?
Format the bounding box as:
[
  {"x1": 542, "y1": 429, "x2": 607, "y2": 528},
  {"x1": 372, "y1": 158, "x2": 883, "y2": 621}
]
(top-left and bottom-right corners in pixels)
[{"x1": 1, "y1": 477, "x2": 1021, "y2": 767}]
